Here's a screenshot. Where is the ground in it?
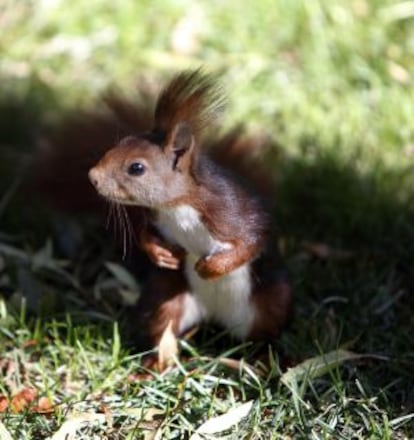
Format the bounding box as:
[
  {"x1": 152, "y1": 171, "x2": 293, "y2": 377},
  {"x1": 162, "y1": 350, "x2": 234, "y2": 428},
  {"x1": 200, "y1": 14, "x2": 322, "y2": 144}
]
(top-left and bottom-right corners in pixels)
[{"x1": 0, "y1": 1, "x2": 413, "y2": 438}]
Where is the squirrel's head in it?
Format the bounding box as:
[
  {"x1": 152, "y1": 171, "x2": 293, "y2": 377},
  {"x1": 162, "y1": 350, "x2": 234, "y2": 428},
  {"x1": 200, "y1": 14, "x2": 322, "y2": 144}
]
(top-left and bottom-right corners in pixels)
[
  {"x1": 88, "y1": 123, "x2": 196, "y2": 208},
  {"x1": 89, "y1": 69, "x2": 223, "y2": 209}
]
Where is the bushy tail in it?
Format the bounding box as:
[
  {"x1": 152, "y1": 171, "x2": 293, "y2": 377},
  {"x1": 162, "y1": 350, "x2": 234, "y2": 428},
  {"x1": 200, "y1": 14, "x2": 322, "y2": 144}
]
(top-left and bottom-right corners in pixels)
[{"x1": 34, "y1": 74, "x2": 278, "y2": 214}]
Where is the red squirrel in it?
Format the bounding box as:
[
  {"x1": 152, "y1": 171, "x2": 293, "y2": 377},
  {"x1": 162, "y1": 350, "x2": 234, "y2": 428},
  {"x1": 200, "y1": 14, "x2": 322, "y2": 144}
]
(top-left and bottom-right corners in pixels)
[{"x1": 88, "y1": 70, "x2": 292, "y2": 347}]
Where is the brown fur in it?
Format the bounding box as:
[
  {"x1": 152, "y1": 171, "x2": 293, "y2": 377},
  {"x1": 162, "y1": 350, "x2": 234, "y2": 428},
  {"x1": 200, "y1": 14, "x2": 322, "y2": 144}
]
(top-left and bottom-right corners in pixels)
[
  {"x1": 35, "y1": 70, "x2": 291, "y2": 349},
  {"x1": 130, "y1": 268, "x2": 189, "y2": 347},
  {"x1": 250, "y1": 281, "x2": 292, "y2": 340},
  {"x1": 154, "y1": 69, "x2": 225, "y2": 140},
  {"x1": 87, "y1": 70, "x2": 291, "y2": 347},
  {"x1": 194, "y1": 240, "x2": 260, "y2": 280}
]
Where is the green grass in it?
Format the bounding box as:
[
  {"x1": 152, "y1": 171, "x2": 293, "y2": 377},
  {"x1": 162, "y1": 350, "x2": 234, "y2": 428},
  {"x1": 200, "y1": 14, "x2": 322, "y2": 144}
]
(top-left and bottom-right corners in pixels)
[{"x1": 1, "y1": 0, "x2": 414, "y2": 438}]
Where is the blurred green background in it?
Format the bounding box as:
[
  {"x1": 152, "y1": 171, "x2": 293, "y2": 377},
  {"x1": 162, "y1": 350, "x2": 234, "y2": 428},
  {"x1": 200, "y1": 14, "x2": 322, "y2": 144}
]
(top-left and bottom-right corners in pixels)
[
  {"x1": 1, "y1": 0, "x2": 413, "y2": 158},
  {"x1": 0, "y1": 0, "x2": 414, "y2": 437}
]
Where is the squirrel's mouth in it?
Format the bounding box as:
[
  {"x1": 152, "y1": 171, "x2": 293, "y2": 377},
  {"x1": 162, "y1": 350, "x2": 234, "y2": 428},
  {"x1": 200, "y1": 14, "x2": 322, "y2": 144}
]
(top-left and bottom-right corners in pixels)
[
  {"x1": 88, "y1": 170, "x2": 137, "y2": 206},
  {"x1": 98, "y1": 191, "x2": 138, "y2": 206},
  {"x1": 90, "y1": 181, "x2": 136, "y2": 206}
]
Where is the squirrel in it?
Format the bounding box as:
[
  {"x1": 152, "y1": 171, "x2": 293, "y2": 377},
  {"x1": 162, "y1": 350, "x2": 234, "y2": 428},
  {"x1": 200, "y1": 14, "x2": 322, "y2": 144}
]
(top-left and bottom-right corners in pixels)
[{"x1": 87, "y1": 70, "x2": 292, "y2": 348}]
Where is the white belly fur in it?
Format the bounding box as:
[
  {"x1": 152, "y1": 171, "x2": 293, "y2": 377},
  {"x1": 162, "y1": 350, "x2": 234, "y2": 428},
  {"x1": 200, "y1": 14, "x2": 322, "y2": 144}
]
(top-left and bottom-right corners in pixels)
[{"x1": 156, "y1": 205, "x2": 255, "y2": 338}]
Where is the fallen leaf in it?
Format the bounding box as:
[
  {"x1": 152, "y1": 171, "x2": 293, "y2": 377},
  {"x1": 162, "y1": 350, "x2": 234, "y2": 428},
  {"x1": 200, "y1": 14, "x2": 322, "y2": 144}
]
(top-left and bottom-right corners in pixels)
[
  {"x1": 33, "y1": 396, "x2": 54, "y2": 414},
  {"x1": 0, "y1": 421, "x2": 13, "y2": 440},
  {"x1": 49, "y1": 413, "x2": 106, "y2": 440},
  {"x1": 123, "y1": 408, "x2": 165, "y2": 440},
  {"x1": 190, "y1": 401, "x2": 254, "y2": 440},
  {"x1": 114, "y1": 408, "x2": 165, "y2": 440},
  {"x1": 118, "y1": 288, "x2": 140, "y2": 305},
  {"x1": 105, "y1": 262, "x2": 140, "y2": 292},
  {"x1": 280, "y1": 349, "x2": 362, "y2": 387},
  {"x1": 157, "y1": 320, "x2": 178, "y2": 371},
  {"x1": 0, "y1": 395, "x2": 8, "y2": 412},
  {"x1": 11, "y1": 388, "x2": 37, "y2": 413},
  {"x1": 123, "y1": 407, "x2": 164, "y2": 420}
]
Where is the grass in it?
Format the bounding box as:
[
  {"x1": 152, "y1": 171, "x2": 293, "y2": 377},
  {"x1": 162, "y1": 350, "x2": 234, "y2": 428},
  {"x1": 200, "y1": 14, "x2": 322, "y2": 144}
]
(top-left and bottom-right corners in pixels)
[{"x1": 1, "y1": 0, "x2": 414, "y2": 438}]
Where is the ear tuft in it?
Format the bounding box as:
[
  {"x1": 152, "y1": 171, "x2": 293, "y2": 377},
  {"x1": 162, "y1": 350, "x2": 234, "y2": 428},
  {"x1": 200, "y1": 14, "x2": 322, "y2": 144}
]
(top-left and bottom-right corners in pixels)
[{"x1": 154, "y1": 69, "x2": 225, "y2": 139}]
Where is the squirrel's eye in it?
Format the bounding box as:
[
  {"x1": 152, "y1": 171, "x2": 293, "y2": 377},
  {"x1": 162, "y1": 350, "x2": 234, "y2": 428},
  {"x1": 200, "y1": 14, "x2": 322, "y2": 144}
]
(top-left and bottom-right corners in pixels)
[{"x1": 127, "y1": 162, "x2": 146, "y2": 176}]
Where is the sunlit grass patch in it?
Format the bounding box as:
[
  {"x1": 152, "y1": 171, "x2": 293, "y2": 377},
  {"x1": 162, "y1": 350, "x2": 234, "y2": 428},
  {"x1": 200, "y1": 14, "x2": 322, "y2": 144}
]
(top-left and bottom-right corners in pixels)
[{"x1": 0, "y1": 0, "x2": 413, "y2": 438}]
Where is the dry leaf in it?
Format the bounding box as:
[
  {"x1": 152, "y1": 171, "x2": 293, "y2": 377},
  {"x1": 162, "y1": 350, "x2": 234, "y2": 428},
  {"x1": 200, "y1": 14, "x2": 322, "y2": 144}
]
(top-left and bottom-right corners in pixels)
[
  {"x1": 50, "y1": 413, "x2": 107, "y2": 440},
  {"x1": 11, "y1": 388, "x2": 37, "y2": 413},
  {"x1": 105, "y1": 262, "x2": 139, "y2": 291},
  {"x1": 0, "y1": 421, "x2": 13, "y2": 440},
  {"x1": 123, "y1": 408, "x2": 165, "y2": 440},
  {"x1": 190, "y1": 401, "x2": 254, "y2": 440},
  {"x1": 157, "y1": 320, "x2": 178, "y2": 371},
  {"x1": 0, "y1": 395, "x2": 9, "y2": 412},
  {"x1": 33, "y1": 396, "x2": 54, "y2": 414},
  {"x1": 280, "y1": 349, "x2": 361, "y2": 387}
]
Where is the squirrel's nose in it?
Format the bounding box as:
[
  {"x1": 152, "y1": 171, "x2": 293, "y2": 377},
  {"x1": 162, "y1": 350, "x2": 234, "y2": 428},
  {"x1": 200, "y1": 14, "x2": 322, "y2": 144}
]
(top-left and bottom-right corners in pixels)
[{"x1": 88, "y1": 167, "x2": 100, "y2": 188}]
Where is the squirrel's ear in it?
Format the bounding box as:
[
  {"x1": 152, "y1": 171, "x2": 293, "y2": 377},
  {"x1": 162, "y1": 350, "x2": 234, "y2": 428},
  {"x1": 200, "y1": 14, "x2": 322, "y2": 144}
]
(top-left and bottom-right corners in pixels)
[{"x1": 165, "y1": 122, "x2": 195, "y2": 171}]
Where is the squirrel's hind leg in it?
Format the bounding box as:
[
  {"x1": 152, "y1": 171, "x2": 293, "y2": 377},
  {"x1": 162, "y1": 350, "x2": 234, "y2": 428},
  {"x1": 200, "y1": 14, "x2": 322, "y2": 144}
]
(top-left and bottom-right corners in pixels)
[
  {"x1": 133, "y1": 268, "x2": 203, "y2": 349},
  {"x1": 248, "y1": 273, "x2": 292, "y2": 342}
]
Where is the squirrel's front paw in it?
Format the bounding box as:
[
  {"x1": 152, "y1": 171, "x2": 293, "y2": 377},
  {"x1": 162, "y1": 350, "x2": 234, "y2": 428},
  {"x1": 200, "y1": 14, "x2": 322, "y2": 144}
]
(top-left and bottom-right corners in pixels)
[
  {"x1": 146, "y1": 243, "x2": 185, "y2": 270},
  {"x1": 195, "y1": 255, "x2": 225, "y2": 280}
]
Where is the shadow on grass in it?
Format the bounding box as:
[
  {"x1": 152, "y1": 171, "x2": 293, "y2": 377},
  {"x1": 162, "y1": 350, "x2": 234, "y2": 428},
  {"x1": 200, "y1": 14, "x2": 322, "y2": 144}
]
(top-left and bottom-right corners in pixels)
[
  {"x1": 0, "y1": 75, "x2": 63, "y2": 238},
  {"x1": 276, "y1": 154, "x2": 414, "y2": 412},
  {"x1": 278, "y1": 154, "x2": 414, "y2": 258},
  {"x1": 0, "y1": 87, "x2": 413, "y2": 415}
]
